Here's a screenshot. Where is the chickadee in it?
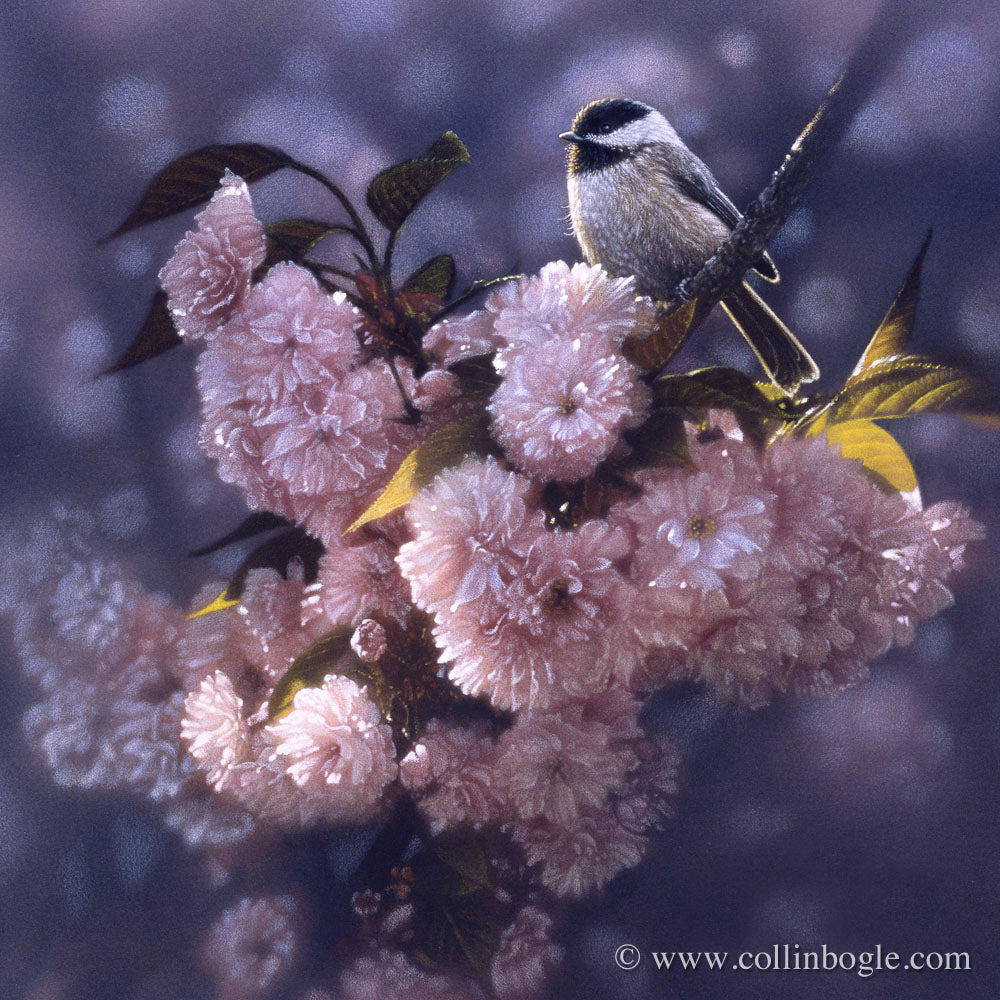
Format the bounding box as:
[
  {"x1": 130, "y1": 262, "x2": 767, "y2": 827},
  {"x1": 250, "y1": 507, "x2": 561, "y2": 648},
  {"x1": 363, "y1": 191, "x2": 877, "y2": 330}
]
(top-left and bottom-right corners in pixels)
[{"x1": 560, "y1": 97, "x2": 819, "y2": 393}]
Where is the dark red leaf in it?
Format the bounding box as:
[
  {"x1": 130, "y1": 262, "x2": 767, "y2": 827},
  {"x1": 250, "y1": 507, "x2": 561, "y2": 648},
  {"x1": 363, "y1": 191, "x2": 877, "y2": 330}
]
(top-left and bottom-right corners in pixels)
[
  {"x1": 224, "y1": 527, "x2": 325, "y2": 600},
  {"x1": 103, "y1": 144, "x2": 295, "y2": 241},
  {"x1": 101, "y1": 290, "x2": 181, "y2": 374},
  {"x1": 256, "y1": 218, "x2": 351, "y2": 276},
  {"x1": 188, "y1": 512, "x2": 295, "y2": 557}
]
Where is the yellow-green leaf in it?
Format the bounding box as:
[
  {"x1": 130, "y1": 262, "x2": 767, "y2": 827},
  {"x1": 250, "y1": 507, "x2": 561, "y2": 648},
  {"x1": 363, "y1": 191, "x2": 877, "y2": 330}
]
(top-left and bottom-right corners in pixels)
[
  {"x1": 802, "y1": 408, "x2": 829, "y2": 437},
  {"x1": 268, "y1": 627, "x2": 355, "y2": 719},
  {"x1": 822, "y1": 419, "x2": 918, "y2": 495},
  {"x1": 827, "y1": 355, "x2": 999, "y2": 423},
  {"x1": 623, "y1": 299, "x2": 699, "y2": 373},
  {"x1": 345, "y1": 412, "x2": 493, "y2": 533},
  {"x1": 847, "y1": 231, "x2": 933, "y2": 383},
  {"x1": 187, "y1": 589, "x2": 240, "y2": 619}
]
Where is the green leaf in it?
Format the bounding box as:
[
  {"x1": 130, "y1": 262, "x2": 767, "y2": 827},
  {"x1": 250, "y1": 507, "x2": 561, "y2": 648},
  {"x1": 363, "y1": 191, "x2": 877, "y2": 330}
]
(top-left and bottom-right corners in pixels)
[
  {"x1": 101, "y1": 290, "x2": 181, "y2": 374},
  {"x1": 103, "y1": 144, "x2": 295, "y2": 240},
  {"x1": 410, "y1": 834, "x2": 513, "y2": 981},
  {"x1": 425, "y1": 273, "x2": 522, "y2": 326},
  {"x1": 268, "y1": 627, "x2": 355, "y2": 718},
  {"x1": 654, "y1": 366, "x2": 786, "y2": 446},
  {"x1": 623, "y1": 299, "x2": 700, "y2": 374},
  {"x1": 344, "y1": 412, "x2": 494, "y2": 533},
  {"x1": 366, "y1": 131, "x2": 470, "y2": 233},
  {"x1": 847, "y1": 230, "x2": 933, "y2": 383},
  {"x1": 827, "y1": 355, "x2": 1000, "y2": 423},
  {"x1": 402, "y1": 255, "x2": 456, "y2": 299}
]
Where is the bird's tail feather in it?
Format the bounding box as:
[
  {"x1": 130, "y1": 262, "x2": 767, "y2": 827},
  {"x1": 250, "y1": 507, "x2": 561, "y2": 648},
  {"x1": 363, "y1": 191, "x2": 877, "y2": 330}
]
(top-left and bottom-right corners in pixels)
[{"x1": 720, "y1": 282, "x2": 819, "y2": 394}]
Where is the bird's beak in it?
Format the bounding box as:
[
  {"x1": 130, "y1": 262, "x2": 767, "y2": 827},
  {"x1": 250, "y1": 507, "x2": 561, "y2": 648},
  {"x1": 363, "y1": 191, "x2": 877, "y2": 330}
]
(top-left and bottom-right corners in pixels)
[{"x1": 559, "y1": 131, "x2": 583, "y2": 144}]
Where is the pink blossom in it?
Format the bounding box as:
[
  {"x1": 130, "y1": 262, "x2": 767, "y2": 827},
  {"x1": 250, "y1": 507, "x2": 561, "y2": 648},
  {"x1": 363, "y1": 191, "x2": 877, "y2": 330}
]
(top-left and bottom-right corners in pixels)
[
  {"x1": 493, "y1": 707, "x2": 636, "y2": 826},
  {"x1": 177, "y1": 569, "x2": 324, "y2": 697},
  {"x1": 882, "y1": 500, "x2": 984, "y2": 639},
  {"x1": 1, "y1": 507, "x2": 183, "y2": 693},
  {"x1": 267, "y1": 675, "x2": 397, "y2": 822},
  {"x1": 513, "y1": 803, "x2": 647, "y2": 899},
  {"x1": 159, "y1": 171, "x2": 266, "y2": 341},
  {"x1": 352, "y1": 619, "x2": 389, "y2": 662},
  {"x1": 180, "y1": 661, "x2": 390, "y2": 830},
  {"x1": 216, "y1": 734, "x2": 312, "y2": 828},
  {"x1": 486, "y1": 260, "x2": 656, "y2": 354},
  {"x1": 423, "y1": 307, "x2": 502, "y2": 366},
  {"x1": 623, "y1": 439, "x2": 775, "y2": 594},
  {"x1": 181, "y1": 671, "x2": 250, "y2": 788},
  {"x1": 235, "y1": 566, "x2": 329, "y2": 676},
  {"x1": 411, "y1": 367, "x2": 463, "y2": 412},
  {"x1": 580, "y1": 684, "x2": 646, "y2": 738},
  {"x1": 337, "y1": 948, "x2": 486, "y2": 1000},
  {"x1": 161, "y1": 789, "x2": 256, "y2": 849},
  {"x1": 209, "y1": 263, "x2": 361, "y2": 405},
  {"x1": 614, "y1": 734, "x2": 683, "y2": 834},
  {"x1": 23, "y1": 672, "x2": 188, "y2": 801},
  {"x1": 762, "y1": 431, "x2": 899, "y2": 575},
  {"x1": 197, "y1": 349, "x2": 427, "y2": 540},
  {"x1": 433, "y1": 518, "x2": 640, "y2": 711},
  {"x1": 397, "y1": 456, "x2": 541, "y2": 619},
  {"x1": 637, "y1": 434, "x2": 985, "y2": 707},
  {"x1": 263, "y1": 366, "x2": 431, "y2": 542},
  {"x1": 200, "y1": 895, "x2": 300, "y2": 1000},
  {"x1": 489, "y1": 333, "x2": 650, "y2": 483},
  {"x1": 194, "y1": 268, "x2": 441, "y2": 540},
  {"x1": 316, "y1": 534, "x2": 413, "y2": 628},
  {"x1": 5, "y1": 516, "x2": 192, "y2": 802},
  {"x1": 648, "y1": 574, "x2": 806, "y2": 705},
  {"x1": 399, "y1": 719, "x2": 501, "y2": 834},
  {"x1": 490, "y1": 906, "x2": 564, "y2": 1000}
]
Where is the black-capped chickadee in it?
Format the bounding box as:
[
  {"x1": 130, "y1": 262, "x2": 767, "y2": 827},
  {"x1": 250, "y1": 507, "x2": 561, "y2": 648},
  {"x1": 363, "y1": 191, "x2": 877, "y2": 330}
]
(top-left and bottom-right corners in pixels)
[{"x1": 560, "y1": 97, "x2": 819, "y2": 393}]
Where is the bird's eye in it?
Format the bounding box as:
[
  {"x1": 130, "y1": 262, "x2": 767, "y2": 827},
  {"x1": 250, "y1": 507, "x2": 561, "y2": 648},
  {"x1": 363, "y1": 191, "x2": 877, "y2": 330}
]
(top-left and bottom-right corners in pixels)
[{"x1": 599, "y1": 123, "x2": 614, "y2": 134}]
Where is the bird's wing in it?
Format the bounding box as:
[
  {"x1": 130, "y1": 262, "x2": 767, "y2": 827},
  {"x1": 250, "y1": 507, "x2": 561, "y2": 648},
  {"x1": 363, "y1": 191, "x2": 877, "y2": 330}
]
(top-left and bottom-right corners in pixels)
[
  {"x1": 672, "y1": 158, "x2": 779, "y2": 282},
  {"x1": 673, "y1": 158, "x2": 744, "y2": 230}
]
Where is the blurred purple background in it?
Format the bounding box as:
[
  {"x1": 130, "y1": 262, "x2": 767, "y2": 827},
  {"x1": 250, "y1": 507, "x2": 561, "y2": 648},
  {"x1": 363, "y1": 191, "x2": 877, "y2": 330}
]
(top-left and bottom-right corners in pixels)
[{"x1": 2, "y1": 0, "x2": 1000, "y2": 997}]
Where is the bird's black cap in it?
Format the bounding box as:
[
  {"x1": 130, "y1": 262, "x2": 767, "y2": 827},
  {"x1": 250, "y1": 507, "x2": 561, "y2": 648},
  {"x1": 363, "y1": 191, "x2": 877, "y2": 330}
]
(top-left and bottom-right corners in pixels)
[{"x1": 571, "y1": 98, "x2": 651, "y2": 138}]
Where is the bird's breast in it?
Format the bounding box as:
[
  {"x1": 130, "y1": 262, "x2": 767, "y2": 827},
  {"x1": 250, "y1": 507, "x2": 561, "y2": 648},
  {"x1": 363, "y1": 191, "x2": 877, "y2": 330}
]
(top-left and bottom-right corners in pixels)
[{"x1": 568, "y1": 163, "x2": 729, "y2": 299}]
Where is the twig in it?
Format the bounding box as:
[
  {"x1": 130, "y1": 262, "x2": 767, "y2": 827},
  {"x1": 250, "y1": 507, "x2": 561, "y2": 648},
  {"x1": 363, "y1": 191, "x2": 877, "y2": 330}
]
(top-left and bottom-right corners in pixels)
[{"x1": 662, "y1": 1, "x2": 936, "y2": 331}]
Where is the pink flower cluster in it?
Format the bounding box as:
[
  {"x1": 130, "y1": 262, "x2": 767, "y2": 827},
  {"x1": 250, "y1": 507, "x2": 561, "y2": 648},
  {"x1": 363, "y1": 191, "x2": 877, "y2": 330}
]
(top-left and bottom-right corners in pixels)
[
  {"x1": 168, "y1": 179, "x2": 458, "y2": 543},
  {"x1": 486, "y1": 262, "x2": 653, "y2": 482},
  {"x1": 4, "y1": 173, "x2": 984, "y2": 999}
]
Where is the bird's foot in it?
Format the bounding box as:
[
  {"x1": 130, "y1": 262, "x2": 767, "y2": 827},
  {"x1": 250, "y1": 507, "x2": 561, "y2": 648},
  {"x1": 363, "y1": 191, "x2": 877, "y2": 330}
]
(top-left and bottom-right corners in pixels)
[{"x1": 676, "y1": 276, "x2": 696, "y2": 302}]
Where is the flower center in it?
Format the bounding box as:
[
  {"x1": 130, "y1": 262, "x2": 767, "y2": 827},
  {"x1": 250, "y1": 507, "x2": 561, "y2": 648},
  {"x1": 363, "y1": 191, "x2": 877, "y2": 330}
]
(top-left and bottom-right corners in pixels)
[
  {"x1": 685, "y1": 514, "x2": 716, "y2": 539},
  {"x1": 545, "y1": 579, "x2": 574, "y2": 612},
  {"x1": 558, "y1": 394, "x2": 577, "y2": 416}
]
